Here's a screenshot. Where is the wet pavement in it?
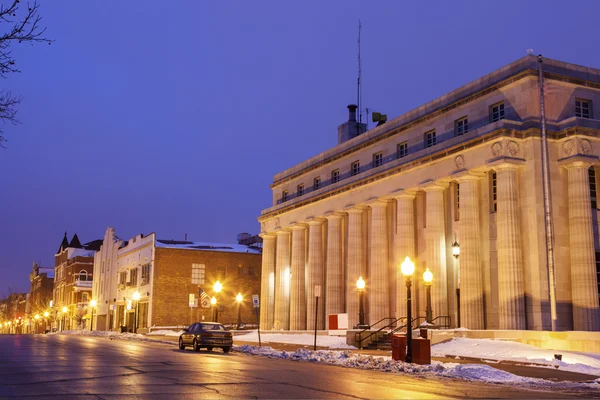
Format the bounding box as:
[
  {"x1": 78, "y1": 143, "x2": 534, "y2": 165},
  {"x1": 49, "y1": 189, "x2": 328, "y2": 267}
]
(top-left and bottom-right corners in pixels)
[{"x1": 0, "y1": 334, "x2": 596, "y2": 399}]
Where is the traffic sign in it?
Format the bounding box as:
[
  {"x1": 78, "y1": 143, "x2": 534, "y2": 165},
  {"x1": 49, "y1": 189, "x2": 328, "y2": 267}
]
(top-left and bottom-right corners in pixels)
[{"x1": 252, "y1": 294, "x2": 259, "y2": 308}]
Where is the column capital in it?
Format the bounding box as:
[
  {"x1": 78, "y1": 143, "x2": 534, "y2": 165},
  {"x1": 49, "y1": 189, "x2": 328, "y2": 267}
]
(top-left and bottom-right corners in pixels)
[
  {"x1": 558, "y1": 154, "x2": 598, "y2": 170},
  {"x1": 274, "y1": 227, "x2": 291, "y2": 236},
  {"x1": 486, "y1": 158, "x2": 525, "y2": 170},
  {"x1": 421, "y1": 180, "x2": 449, "y2": 192},
  {"x1": 390, "y1": 189, "x2": 418, "y2": 199},
  {"x1": 323, "y1": 211, "x2": 347, "y2": 220},
  {"x1": 259, "y1": 232, "x2": 277, "y2": 240},
  {"x1": 453, "y1": 171, "x2": 486, "y2": 183},
  {"x1": 288, "y1": 221, "x2": 308, "y2": 230},
  {"x1": 344, "y1": 204, "x2": 369, "y2": 214},
  {"x1": 366, "y1": 198, "x2": 393, "y2": 208},
  {"x1": 306, "y1": 216, "x2": 326, "y2": 226}
]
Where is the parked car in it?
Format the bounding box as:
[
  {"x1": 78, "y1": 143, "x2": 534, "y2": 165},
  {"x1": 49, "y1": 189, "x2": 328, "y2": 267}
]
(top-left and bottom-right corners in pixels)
[{"x1": 178, "y1": 322, "x2": 233, "y2": 353}]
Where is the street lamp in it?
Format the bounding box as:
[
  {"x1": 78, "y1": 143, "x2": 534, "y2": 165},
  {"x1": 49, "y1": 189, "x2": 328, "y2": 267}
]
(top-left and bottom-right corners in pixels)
[
  {"x1": 61, "y1": 306, "x2": 68, "y2": 331},
  {"x1": 452, "y1": 240, "x2": 461, "y2": 327},
  {"x1": 132, "y1": 291, "x2": 140, "y2": 334},
  {"x1": 423, "y1": 268, "x2": 433, "y2": 324},
  {"x1": 356, "y1": 277, "x2": 367, "y2": 328},
  {"x1": 401, "y1": 256, "x2": 415, "y2": 363},
  {"x1": 210, "y1": 296, "x2": 218, "y2": 322},
  {"x1": 213, "y1": 281, "x2": 222, "y2": 323},
  {"x1": 236, "y1": 293, "x2": 243, "y2": 329},
  {"x1": 89, "y1": 299, "x2": 97, "y2": 332}
]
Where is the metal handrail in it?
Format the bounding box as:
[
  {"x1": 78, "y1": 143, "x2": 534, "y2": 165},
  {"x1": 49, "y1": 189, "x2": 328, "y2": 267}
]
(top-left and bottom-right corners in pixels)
[
  {"x1": 355, "y1": 315, "x2": 452, "y2": 349},
  {"x1": 355, "y1": 316, "x2": 405, "y2": 349}
]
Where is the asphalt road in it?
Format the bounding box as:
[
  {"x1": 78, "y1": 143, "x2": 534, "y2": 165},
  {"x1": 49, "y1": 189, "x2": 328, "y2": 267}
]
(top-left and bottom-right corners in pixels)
[{"x1": 0, "y1": 335, "x2": 595, "y2": 399}]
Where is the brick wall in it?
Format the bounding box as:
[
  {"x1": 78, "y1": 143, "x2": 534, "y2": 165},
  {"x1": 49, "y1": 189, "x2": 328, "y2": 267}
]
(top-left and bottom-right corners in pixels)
[{"x1": 152, "y1": 248, "x2": 262, "y2": 327}]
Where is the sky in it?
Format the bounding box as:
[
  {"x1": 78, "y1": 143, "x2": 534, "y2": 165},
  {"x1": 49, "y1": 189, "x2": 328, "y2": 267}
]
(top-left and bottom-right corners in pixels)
[{"x1": 1, "y1": 0, "x2": 599, "y2": 294}]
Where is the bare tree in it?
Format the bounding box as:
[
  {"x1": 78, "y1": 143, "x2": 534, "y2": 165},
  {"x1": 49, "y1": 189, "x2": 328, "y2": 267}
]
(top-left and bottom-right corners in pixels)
[{"x1": 0, "y1": 0, "x2": 51, "y2": 148}]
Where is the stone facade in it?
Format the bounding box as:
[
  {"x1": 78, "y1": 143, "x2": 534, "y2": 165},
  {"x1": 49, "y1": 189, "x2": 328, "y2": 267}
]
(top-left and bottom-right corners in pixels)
[{"x1": 258, "y1": 55, "x2": 600, "y2": 332}]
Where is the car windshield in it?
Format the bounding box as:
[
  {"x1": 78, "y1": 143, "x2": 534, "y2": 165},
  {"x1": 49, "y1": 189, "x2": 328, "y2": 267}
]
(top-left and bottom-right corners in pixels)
[{"x1": 200, "y1": 323, "x2": 226, "y2": 331}]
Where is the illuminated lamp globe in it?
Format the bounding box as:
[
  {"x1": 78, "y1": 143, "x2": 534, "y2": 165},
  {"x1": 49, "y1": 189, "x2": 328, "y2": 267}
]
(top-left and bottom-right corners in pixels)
[
  {"x1": 89, "y1": 299, "x2": 97, "y2": 308},
  {"x1": 423, "y1": 268, "x2": 433, "y2": 284},
  {"x1": 43, "y1": 311, "x2": 49, "y2": 318},
  {"x1": 236, "y1": 293, "x2": 243, "y2": 303},
  {"x1": 61, "y1": 306, "x2": 68, "y2": 313},
  {"x1": 401, "y1": 256, "x2": 415, "y2": 277},
  {"x1": 356, "y1": 276, "x2": 365, "y2": 291},
  {"x1": 210, "y1": 296, "x2": 217, "y2": 305},
  {"x1": 34, "y1": 314, "x2": 40, "y2": 320},
  {"x1": 213, "y1": 281, "x2": 223, "y2": 293}
]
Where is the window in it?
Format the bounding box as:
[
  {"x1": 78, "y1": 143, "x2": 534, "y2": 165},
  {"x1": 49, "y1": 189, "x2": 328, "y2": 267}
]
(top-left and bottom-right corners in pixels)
[
  {"x1": 455, "y1": 117, "x2": 468, "y2": 136},
  {"x1": 282, "y1": 190, "x2": 288, "y2": 203},
  {"x1": 351, "y1": 161, "x2": 360, "y2": 176},
  {"x1": 78, "y1": 270, "x2": 88, "y2": 281},
  {"x1": 191, "y1": 263, "x2": 206, "y2": 285},
  {"x1": 491, "y1": 172, "x2": 497, "y2": 213},
  {"x1": 491, "y1": 102, "x2": 505, "y2": 122},
  {"x1": 576, "y1": 99, "x2": 591, "y2": 119},
  {"x1": 397, "y1": 142, "x2": 408, "y2": 159},
  {"x1": 596, "y1": 252, "x2": 600, "y2": 303},
  {"x1": 119, "y1": 271, "x2": 127, "y2": 285},
  {"x1": 82, "y1": 292, "x2": 89, "y2": 303},
  {"x1": 589, "y1": 167, "x2": 597, "y2": 209},
  {"x1": 297, "y1": 184, "x2": 304, "y2": 197},
  {"x1": 141, "y1": 263, "x2": 151, "y2": 285},
  {"x1": 331, "y1": 169, "x2": 340, "y2": 184},
  {"x1": 313, "y1": 177, "x2": 321, "y2": 191},
  {"x1": 424, "y1": 130, "x2": 436, "y2": 148},
  {"x1": 455, "y1": 183, "x2": 460, "y2": 221},
  {"x1": 129, "y1": 268, "x2": 138, "y2": 286},
  {"x1": 372, "y1": 152, "x2": 383, "y2": 168}
]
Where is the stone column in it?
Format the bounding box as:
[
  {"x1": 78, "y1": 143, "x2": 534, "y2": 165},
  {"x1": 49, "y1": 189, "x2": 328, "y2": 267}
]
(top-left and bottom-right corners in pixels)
[
  {"x1": 495, "y1": 164, "x2": 526, "y2": 330},
  {"x1": 273, "y1": 230, "x2": 291, "y2": 330},
  {"x1": 369, "y1": 200, "x2": 391, "y2": 325},
  {"x1": 395, "y1": 192, "x2": 416, "y2": 320},
  {"x1": 259, "y1": 233, "x2": 276, "y2": 330},
  {"x1": 424, "y1": 183, "x2": 449, "y2": 318},
  {"x1": 456, "y1": 174, "x2": 485, "y2": 329},
  {"x1": 289, "y1": 224, "x2": 307, "y2": 330},
  {"x1": 565, "y1": 161, "x2": 600, "y2": 331},
  {"x1": 306, "y1": 218, "x2": 325, "y2": 330},
  {"x1": 346, "y1": 207, "x2": 366, "y2": 329},
  {"x1": 325, "y1": 212, "x2": 345, "y2": 327}
]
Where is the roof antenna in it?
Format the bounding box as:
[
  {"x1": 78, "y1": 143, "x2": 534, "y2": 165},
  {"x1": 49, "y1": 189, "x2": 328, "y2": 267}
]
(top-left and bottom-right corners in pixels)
[{"x1": 357, "y1": 20, "x2": 362, "y2": 125}]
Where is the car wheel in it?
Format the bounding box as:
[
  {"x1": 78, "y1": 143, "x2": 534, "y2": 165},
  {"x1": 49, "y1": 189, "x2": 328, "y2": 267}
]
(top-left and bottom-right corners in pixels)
[
  {"x1": 207, "y1": 346, "x2": 213, "y2": 351},
  {"x1": 193, "y1": 339, "x2": 200, "y2": 352},
  {"x1": 223, "y1": 346, "x2": 231, "y2": 354},
  {"x1": 178, "y1": 338, "x2": 185, "y2": 350}
]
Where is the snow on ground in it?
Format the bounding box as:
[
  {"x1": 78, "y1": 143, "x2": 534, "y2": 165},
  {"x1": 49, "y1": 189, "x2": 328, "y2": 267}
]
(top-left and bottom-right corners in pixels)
[
  {"x1": 234, "y1": 345, "x2": 599, "y2": 390},
  {"x1": 234, "y1": 330, "x2": 355, "y2": 349},
  {"x1": 50, "y1": 330, "x2": 174, "y2": 345},
  {"x1": 147, "y1": 330, "x2": 184, "y2": 337},
  {"x1": 432, "y1": 337, "x2": 600, "y2": 376}
]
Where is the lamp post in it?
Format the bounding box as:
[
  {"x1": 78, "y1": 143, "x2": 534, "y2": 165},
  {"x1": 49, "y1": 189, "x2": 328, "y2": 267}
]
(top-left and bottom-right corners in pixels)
[
  {"x1": 423, "y1": 268, "x2": 433, "y2": 324},
  {"x1": 401, "y1": 256, "x2": 415, "y2": 363},
  {"x1": 236, "y1": 293, "x2": 243, "y2": 329},
  {"x1": 132, "y1": 291, "x2": 140, "y2": 334},
  {"x1": 356, "y1": 277, "x2": 367, "y2": 328},
  {"x1": 43, "y1": 311, "x2": 49, "y2": 334},
  {"x1": 61, "y1": 306, "x2": 68, "y2": 331},
  {"x1": 213, "y1": 281, "x2": 222, "y2": 323},
  {"x1": 210, "y1": 296, "x2": 217, "y2": 322},
  {"x1": 89, "y1": 300, "x2": 97, "y2": 331},
  {"x1": 452, "y1": 240, "x2": 460, "y2": 327}
]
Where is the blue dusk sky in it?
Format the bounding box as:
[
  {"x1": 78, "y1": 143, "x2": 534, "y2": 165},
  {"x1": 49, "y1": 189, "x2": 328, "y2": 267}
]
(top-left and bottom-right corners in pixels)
[{"x1": 1, "y1": 0, "x2": 598, "y2": 294}]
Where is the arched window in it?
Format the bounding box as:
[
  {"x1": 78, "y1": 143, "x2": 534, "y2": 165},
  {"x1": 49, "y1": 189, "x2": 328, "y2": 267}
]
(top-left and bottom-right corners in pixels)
[{"x1": 79, "y1": 270, "x2": 88, "y2": 281}]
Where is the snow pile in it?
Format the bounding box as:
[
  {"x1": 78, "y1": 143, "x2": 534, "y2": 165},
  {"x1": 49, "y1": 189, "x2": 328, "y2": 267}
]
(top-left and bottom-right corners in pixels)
[
  {"x1": 234, "y1": 330, "x2": 355, "y2": 349},
  {"x1": 50, "y1": 330, "x2": 174, "y2": 345},
  {"x1": 234, "y1": 345, "x2": 442, "y2": 373},
  {"x1": 432, "y1": 338, "x2": 600, "y2": 376},
  {"x1": 147, "y1": 330, "x2": 184, "y2": 337},
  {"x1": 444, "y1": 364, "x2": 531, "y2": 384}
]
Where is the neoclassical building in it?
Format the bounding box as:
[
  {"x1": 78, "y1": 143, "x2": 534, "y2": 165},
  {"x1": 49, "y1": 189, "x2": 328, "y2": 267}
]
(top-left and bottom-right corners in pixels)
[{"x1": 258, "y1": 55, "x2": 600, "y2": 332}]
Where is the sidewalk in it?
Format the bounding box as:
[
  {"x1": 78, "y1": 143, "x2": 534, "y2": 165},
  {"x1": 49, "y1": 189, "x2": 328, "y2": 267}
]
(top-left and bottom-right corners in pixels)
[{"x1": 149, "y1": 334, "x2": 599, "y2": 382}]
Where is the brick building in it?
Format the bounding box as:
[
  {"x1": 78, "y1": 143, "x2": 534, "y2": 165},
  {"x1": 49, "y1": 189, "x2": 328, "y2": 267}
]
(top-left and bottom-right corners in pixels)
[
  {"x1": 53, "y1": 233, "x2": 101, "y2": 330},
  {"x1": 27, "y1": 262, "x2": 54, "y2": 333},
  {"x1": 0, "y1": 293, "x2": 27, "y2": 334},
  {"x1": 92, "y1": 228, "x2": 262, "y2": 332}
]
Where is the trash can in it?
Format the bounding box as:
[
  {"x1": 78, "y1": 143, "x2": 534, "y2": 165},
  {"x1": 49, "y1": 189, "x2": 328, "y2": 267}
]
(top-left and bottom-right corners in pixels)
[
  {"x1": 391, "y1": 334, "x2": 406, "y2": 361},
  {"x1": 412, "y1": 338, "x2": 431, "y2": 365}
]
